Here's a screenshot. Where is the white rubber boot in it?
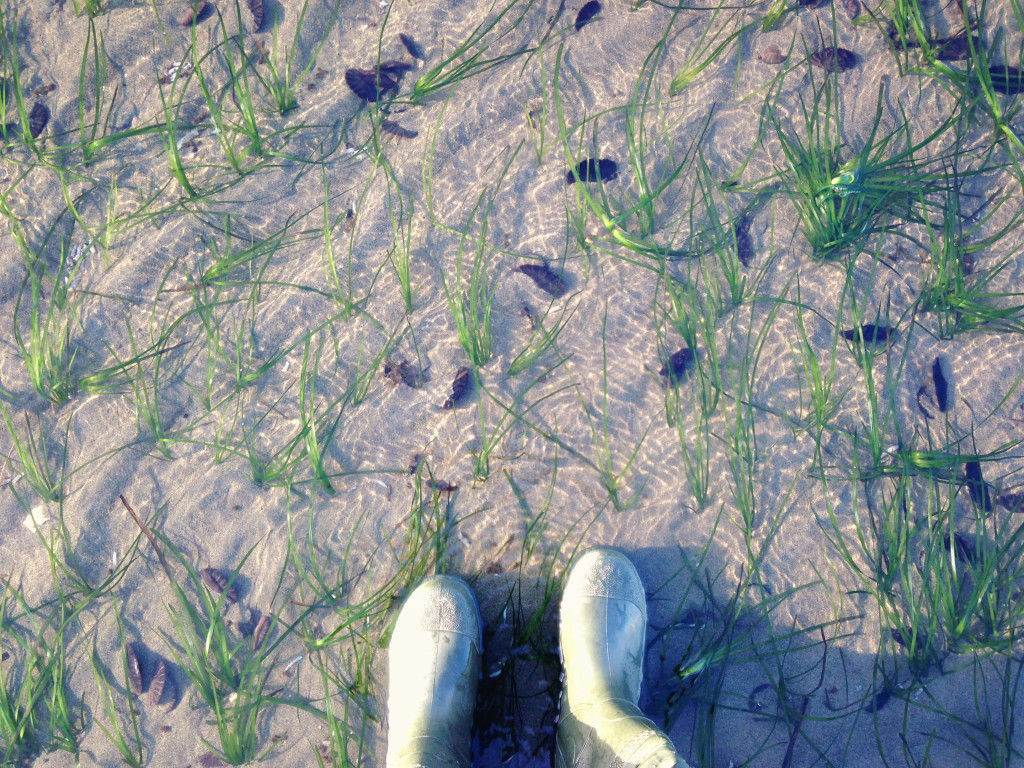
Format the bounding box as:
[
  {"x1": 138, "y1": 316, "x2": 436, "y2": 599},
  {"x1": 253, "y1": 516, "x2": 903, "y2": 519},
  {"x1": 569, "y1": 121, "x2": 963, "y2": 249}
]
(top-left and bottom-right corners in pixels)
[
  {"x1": 556, "y1": 548, "x2": 686, "y2": 768},
  {"x1": 386, "y1": 575, "x2": 482, "y2": 768}
]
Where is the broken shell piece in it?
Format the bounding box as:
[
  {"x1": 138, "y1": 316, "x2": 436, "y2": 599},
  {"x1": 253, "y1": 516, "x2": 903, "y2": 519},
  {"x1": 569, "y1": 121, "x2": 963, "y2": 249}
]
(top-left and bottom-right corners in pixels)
[
  {"x1": 22, "y1": 506, "x2": 50, "y2": 532},
  {"x1": 149, "y1": 659, "x2": 167, "y2": 705}
]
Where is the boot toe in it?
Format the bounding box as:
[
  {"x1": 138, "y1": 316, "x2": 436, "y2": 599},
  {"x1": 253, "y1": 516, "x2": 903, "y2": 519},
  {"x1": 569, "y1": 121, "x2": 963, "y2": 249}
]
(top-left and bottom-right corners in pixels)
[
  {"x1": 563, "y1": 547, "x2": 646, "y2": 618},
  {"x1": 394, "y1": 575, "x2": 482, "y2": 649}
]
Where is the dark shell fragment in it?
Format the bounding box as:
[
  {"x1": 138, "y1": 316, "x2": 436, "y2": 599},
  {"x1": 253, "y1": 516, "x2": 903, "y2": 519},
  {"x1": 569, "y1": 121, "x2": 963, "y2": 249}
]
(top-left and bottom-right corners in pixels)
[
  {"x1": 381, "y1": 119, "x2": 418, "y2": 139},
  {"x1": 400, "y1": 33, "x2": 425, "y2": 60},
  {"x1": 345, "y1": 68, "x2": 397, "y2": 102},
  {"x1": 987, "y1": 65, "x2": 1024, "y2": 94},
  {"x1": 566, "y1": 158, "x2": 618, "y2": 184},
  {"x1": 149, "y1": 659, "x2": 166, "y2": 705},
  {"x1": 810, "y1": 47, "x2": 857, "y2": 73},
  {"x1": 516, "y1": 262, "x2": 567, "y2": 298},
  {"x1": 179, "y1": 0, "x2": 208, "y2": 25},
  {"x1": 932, "y1": 358, "x2": 948, "y2": 412},
  {"x1": 28, "y1": 102, "x2": 48, "y2": 139},
  {"x1": 200, "y1": 567, "x2": 238, "y2": 603},
  {"x1": 841, "y1": 324, "x2": 893, "y2": 344},
  {"x1": 863, "y1": 685, "x2": 892, "y2": 713},
  {"x1": 841, "y1": 0, "x2": 860, "y2": 19},
  {"x1": 575, "y1": 0, "x2": 601, "y2": 30},
  {"x1": 442, "y1": 367, "x2": 471, "y2": 409},
  {"x1": 252, "y1": 614, "x2": 271, "y2": 652},
  {"x1": 660, "y1": 347, "x2": 694, "y2": 385},
  {"x1": 126, "y1": 643, "x2": 143, "y2": 695},
  {"x1": 964, "y1": 461, "x2": 992, "y2": 511}
]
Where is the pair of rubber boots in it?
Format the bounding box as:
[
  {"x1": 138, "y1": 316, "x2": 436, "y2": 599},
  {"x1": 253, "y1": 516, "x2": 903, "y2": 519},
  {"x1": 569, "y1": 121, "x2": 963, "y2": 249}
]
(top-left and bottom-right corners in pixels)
[{"x1": 386, "y1": 548, "x2": 684, "y2": 768}]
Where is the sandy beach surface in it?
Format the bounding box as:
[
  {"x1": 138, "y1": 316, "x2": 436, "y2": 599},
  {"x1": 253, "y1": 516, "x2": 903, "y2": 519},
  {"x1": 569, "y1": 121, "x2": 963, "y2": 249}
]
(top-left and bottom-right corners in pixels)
[{"x1": 2, "y1": 0, "x2": 1024, "y2": 766}]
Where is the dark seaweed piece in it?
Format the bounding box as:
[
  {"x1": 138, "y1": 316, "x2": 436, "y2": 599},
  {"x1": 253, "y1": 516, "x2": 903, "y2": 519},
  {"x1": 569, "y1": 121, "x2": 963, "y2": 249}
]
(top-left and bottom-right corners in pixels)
[
  {"x1": 996, "y1": 493, "x2": 1024, "y2": 513},
  {"x1": 566, "y1": 158, "x2": 618, "y2": 184},
  {"x1": 28, "y1": 102, "x2": 48, "y2": 139},
  {"x1": 810, "y1": 47, "x2": 856, "y2": 73},
  {"x1": 428, "y1": 479, "x2": 458, "y2": 493},
  {"x1": 149, "y1": 659, "x2": 166, "y2": 705},
  {"x1": 379, "y1": 60, "x2": 414, "y2": 78},
  {"x1": 516, "y1": 262, "x2": 567, "y2": 297},
  {"x1": 180, "y1": 0, "x2": 208, "y2": 25},
  {"x1": 931, "y1": 34, "x2": 978, "y2": 61},
  {"x1": 1, "y1": 651, "x2": 8, "y2": 662},
  {"x1": 987, "y1": 65, "x2": 1024, "y2": 94},
  {"x1": 575, "y1": 0, "x2": 601, "y2": 30},
  {"x1": 916, "y1": 386, "x2": 934, "y2": 420},
  {"x1": 200, "y1": 567, "x2": 239, "y2": 603},
  {"x1": 384, "y1": 358, "x2": 426, "y2": 388},
  {"x1": 442, "y1": 366, "x2": 472, "y2": 409},
  {"x1": 408, "y1": 453, "x2": 424, "y2": 474},
  {"x1": 345, "y1": 68, "x2": 397, "y2": 102},
  {"x1": 252, "y1": 614, "x2": 271, "y2": 652},
  {"x1": 944, "y1": 532, "x2": 980, "y2": 565},
  {"x1": 400, "y1": 33, "x2": 425, "y2": 60},
  {"x1": 841, "y1": 0, "x2": 860, "y2": 19},
  {"x1": 199, "y1": 753, "x2": 227, "y2": 768},
  {"x1": 381, "y1": 119, "x2": 418, "y2": 139},
  {"x1": 863, "y1": 685, "x2": 892, "y2": 713},
  {"x1": 841, "y1": 324, "x2": 894, "y2": 344},
  {"x1": 735, "y1": 217, "x2": 753, "y2": 266},
  {"x1": 964, "y1": 461, "x2": 992, "y2": 512},
  {"x1": 248, "y1": 0, "x2": 263, "y2": 32},
  {"x1": 746, "y1": 683, "x2": 775, "y2": 712},
  {"x1": 521, "y1": 302, "x2": 538, "y2": 330},
  {"x1": 932, "y1": 358, "x2": 948, "y2": 411},
  {"x1": 659, "y1": 347, "x2": 694, "y2": 385},
  {"x1": 126, "y1": 644, "x2": 143, "y2": 695}
]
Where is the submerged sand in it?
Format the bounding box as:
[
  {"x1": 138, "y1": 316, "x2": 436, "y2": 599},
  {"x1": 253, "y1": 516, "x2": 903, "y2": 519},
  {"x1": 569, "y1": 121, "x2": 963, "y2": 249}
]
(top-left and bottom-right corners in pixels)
[{"x1": 1, "y1": 0, "x2": 1024, "y2": 766}]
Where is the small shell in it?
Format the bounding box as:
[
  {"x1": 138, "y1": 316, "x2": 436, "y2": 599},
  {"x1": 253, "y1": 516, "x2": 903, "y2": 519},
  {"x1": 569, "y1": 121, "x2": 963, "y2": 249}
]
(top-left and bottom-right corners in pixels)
[
  {"x1": 125, "y1": 644, "x2": 143, "y2": 695},
  {"x1": 149, "y1": 659, "x2": 166, "y2": 706},
  {"x1": 29, "y1": 102, "x2": 48, "y2": 139},
  {"x1": 252, "y1": 614, "x2": 271, "y2": 652},
  {"x1": 757, "y1": 45, "x2": 785, "y2": 64},
  {"x1": 179, "y1": 0, "x2": 207, "y2": 25},
  {"x1": 200, "y1": 567, "x2": 238, "y2": 603}
]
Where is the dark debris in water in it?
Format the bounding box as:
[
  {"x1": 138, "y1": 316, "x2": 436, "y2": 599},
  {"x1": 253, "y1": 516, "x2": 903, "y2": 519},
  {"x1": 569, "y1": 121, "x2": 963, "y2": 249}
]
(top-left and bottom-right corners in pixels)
[
  {"x1": 932, "y1": 357, "x2": 948, "y2": 412},
  {"x1": 29, "y1": 102, "x2": 48, "y2": 139},
  {"x1": 841, "y1": 324, "x2": 894, "y2": 344},
  {"x1": 381, "y1": 119, "x2": 418, "y2": 139},
  {"x1": 400, "y1": 33, "x2": 425, "y2": 60},
  {"x1": 566, "y1": 158, "x2": 618, "y2": 184},
  {"x1": 345, "y1": 68, "x2": 398, "y2": 102},
  {"x1": 442, "y1": 366, "x2": 472, "y2": 409},
  {"x1": 200, "y1": 567, "x2": 239, "y2": 603},
  {"x1": 810, "y1": 47, "x2": 856, "y2": 73},
  {"x1": 660, "y1": 347, "x2": 694, "y2": 385},
  {"x1": 515, "y1": 262, "x2": 567, "y2": 297},
  {"x1": 964, "y1": 460, "x2": 993, "y2": 511},
  {"x1": 987, "y1": 65, "x2": 1024, "y2": 94},
  {"x1": 384, "y1": 357, "x2": 428, "y2": 388},
  {"x1": 575, "y1": 0, "x2": 601, "y2": 31}
]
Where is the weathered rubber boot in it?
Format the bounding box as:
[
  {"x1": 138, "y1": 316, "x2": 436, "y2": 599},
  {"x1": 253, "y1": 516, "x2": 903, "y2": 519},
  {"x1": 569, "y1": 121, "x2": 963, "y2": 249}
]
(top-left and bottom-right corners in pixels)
[
  {"x1": 556, "y1": 548, "x2": 686, "y2": 768},
  {"x1": 386, "y1": 575, "x2": 482, "y2": 768}
]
